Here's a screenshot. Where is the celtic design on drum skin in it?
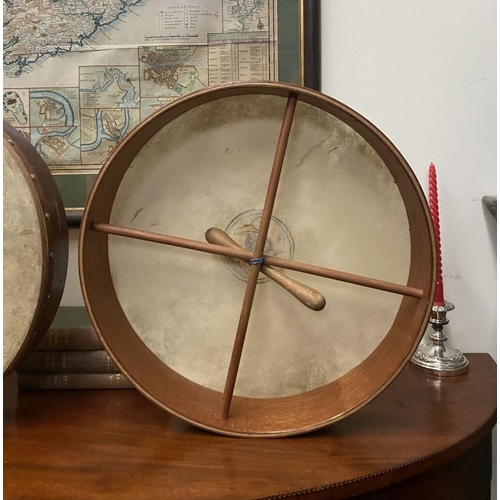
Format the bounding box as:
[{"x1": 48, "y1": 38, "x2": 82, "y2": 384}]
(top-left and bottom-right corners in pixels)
[
  {"x1": 206, "y1": 227, "x2": 326, "y2": 312},
  {"x1": 222, "y1": 210, "x2": 294, "y2": 284},
  {"x1": 83, "y1": 83, "x2": 434, "y2": 435}
]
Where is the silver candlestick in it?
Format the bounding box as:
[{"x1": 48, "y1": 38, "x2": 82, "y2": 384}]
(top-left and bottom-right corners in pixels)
[{"x1": 411, "y1": 301, "x2": 469, "y2": 376}]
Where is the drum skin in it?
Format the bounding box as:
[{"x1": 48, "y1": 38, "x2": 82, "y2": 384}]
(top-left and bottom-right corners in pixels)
[
  {"x1": 3, "y1": 122, "x2": 68, "y2": 376},
  {"x1": 79, "y1": 82, "x2": 436, "y2": 437}
]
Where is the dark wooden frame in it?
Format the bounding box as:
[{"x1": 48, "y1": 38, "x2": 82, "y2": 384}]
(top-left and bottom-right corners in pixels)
[
  {"x1": 302, "y1": 0, "x2": 321, "y2": 91},
  {"x1": 79, "y1": 82, "x2": 436, "y2": 437}
]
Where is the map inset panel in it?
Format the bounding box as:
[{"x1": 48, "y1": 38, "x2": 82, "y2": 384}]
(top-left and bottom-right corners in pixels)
[
  {"x1": 31, "y1": 127, "x2": 81, "y2": 165},
  {"x1": 139, "y1": 46, "x2": 208, "y2": 98},
  {"x1": 223, "y1": 0, "x2": 269, "y2": 33},
  {"x1": 28, "y1": 88, "x2": 80, "y2": 165},
  {"x1": 80, "y1": 66, "x2": 140, "y2": 109},
  {"x1": 29, "y1": 88, "x2": 79, "y2": 127},
  {"x1": 81, "y1": 108, "x2": 140, "y2": 165},
  {"x1": 3, "y1": 89, "x2": 30, "y2": 126}
]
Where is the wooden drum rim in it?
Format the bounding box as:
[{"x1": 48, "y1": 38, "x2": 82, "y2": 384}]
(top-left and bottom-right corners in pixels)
[
  {"x1": 79, "y1": 82, "x2": 436, "y2": 437},
  {"x1": 3, "y1": 122, "x2": 69, "y2": 376}
]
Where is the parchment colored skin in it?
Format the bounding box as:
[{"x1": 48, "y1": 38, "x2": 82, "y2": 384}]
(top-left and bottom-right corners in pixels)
[
  {"x1": 3, "y1": 144, "x2": 44, "y2": 371},
  {"x1": 107, "y1": 94, "x2": 410, "y2": 399}
]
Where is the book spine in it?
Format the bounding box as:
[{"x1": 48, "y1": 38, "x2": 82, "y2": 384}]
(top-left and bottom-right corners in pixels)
[
  {"x1": 17, "y1": 373, "x2": 134, "y2": 390},
  {"x1": 36, "y1": 327, "x2": 102, "y2": 351},
  {"x1": 16, "y1": 350, "x2": 120, "y2": 374}
]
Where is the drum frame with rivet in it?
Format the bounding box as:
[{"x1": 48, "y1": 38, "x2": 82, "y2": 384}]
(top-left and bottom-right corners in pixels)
[{"x1": 3, "y1": 122, "x2": 68, "y2": 376}]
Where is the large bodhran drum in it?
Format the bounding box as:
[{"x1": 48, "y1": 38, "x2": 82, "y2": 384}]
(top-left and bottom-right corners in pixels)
[
  {"x1": 80, "y1": 83, "x2": 436, "y2": 437},
  {"x1": 3, "y1": 122, "x2": 68, "y2": 376}
]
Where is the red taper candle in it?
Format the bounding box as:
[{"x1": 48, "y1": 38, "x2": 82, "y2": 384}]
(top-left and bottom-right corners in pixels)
[{"x1": 428, "y1": 162, "x2": 445, "y2": 305}]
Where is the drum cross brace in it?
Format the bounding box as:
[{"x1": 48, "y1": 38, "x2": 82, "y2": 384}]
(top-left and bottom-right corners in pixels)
[
  {"x1": 91, "y1": 221, "x2": 424, "y2": 301},
  {"x1": 90, "y1": 91, "x2": 424, "y2": 421}
]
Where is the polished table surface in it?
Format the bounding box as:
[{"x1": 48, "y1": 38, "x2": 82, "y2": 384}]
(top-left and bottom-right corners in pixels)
[{"x1": 3, "y1": 353, "x2": 496, "y2": 500}]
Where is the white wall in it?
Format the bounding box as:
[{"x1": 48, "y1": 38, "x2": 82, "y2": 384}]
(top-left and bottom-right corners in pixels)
[
  {"x1": 321, "y1": 0, "x2": 497, "y2": 357},
  {"x1": 63, "y1": 0, "x2": 497, "y2": 358}
]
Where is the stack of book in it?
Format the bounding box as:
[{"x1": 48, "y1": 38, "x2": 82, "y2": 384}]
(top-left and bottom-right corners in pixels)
[{"x1": 17, "y1": 306, "x2": 134, "y2": 390}]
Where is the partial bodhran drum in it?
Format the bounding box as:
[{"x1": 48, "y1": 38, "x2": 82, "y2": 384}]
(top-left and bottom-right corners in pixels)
[
  {"x1": 80, "y1": 83, "x2": 435, "y2": 437},
  {"x1": 3, "y1": 122, "x2": 68, "y2": 376}
]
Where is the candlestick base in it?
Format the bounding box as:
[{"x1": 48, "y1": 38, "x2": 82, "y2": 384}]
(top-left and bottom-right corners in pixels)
[{"x1": 411, "y1": 301, "x2": 469, "y2": 376}]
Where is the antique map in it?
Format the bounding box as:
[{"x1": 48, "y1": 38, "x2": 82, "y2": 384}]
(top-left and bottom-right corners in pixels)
[{"x1": 4, "y1": 0, "x2": 277, "y2": 171}]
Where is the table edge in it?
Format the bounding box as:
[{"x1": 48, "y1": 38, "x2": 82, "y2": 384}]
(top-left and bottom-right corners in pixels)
[{"x1": 253, "y1": 363, "x2": 497, "y2": 499}]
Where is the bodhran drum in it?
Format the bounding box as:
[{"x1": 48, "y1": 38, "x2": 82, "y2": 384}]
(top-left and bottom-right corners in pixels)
[
  {"x1": 79, "y1": 82, "x2": 436, "y2": 437},
  {"x1": 3, "y1": 122, "x2": 68, "y2": 376}
]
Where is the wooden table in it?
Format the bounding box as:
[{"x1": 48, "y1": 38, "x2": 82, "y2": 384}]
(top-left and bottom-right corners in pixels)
[{"x1": 3, "y1": 353, "x2": 496, "y2": 500}]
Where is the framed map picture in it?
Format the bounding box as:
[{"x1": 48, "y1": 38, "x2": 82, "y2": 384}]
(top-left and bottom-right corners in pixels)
[{"x1": 3, "y1": 0, "x2": 321, "y2": 212}]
